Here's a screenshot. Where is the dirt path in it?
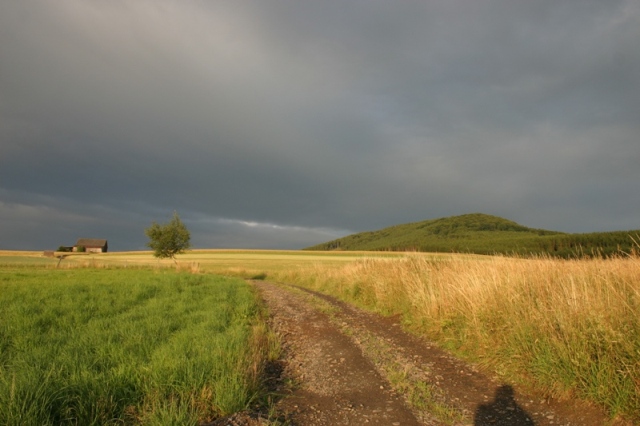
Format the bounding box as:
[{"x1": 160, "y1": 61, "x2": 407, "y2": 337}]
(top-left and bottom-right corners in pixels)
[{"x1": 253, "y1": 280, "x2": 624, "y2": 426}]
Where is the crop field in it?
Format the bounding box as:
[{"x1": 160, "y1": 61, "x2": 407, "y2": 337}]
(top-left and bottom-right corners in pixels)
[{"x1": 0, "y1": 267, "x2": 275, "y2": 425}]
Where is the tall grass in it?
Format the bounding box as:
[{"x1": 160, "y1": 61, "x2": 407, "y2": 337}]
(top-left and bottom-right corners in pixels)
[
  {"x1": 0, "y1": 269, "x2": 276, "y2": 425},
  {"x1": 272, "y1": 253, "x2": 640, "y2": 421}
]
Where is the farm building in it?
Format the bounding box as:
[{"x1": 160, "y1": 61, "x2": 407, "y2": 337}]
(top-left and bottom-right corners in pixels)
[{"x1": 74, "y1": 238, "x2": 108, "y2": 253}]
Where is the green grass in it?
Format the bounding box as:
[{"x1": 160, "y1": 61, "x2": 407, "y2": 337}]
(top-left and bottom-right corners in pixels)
[
  {"x1": 4, "y1": 248, "x2": 638, "y2": 421},
  {"x1": 306, "y1": 213, "x2": 640, "y2": 258},
  {"x1": 0, "y1": 268, "x2": 273, "y2": 425}
]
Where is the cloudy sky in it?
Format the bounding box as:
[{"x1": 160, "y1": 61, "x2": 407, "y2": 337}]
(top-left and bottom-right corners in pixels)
[{"x1": 1, "y1": 1, "x2": 639, "y2": 251}]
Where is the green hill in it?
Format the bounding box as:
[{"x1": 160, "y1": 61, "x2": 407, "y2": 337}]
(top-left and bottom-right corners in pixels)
[{"x1": 306, "y1": 213, "x2": 639, "y2": 257}]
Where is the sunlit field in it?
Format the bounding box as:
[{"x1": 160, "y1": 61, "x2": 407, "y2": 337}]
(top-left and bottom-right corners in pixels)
[
  {"x1": 0, "y1": 268, "x2": 276, "y2": 425},
  {"x1": 268, "y1": 252, "x2": 640, "y2": 422},
  {"x1": 51, "y1": 249, "x2": 426, "y2": 277},
  {"x1": 3, "y1": 248, "x2": 639, "y2": 422},
  {"x1": 0, "y1": 251, "x2": 59, "y2": 267}
]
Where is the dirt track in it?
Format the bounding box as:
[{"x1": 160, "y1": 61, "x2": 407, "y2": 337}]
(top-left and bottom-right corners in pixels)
[{"x1": 250, "y1": 280, "x2": 624, "y2": 426}]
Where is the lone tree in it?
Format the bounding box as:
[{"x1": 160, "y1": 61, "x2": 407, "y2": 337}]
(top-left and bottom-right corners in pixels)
[{"x1": 145, "y1": 211, "x2": 191, "y2": 262}]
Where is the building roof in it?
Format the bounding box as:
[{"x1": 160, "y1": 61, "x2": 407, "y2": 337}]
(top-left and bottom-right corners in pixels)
[{"x1": 75, "y1": 238, "x2": 108, "y2": 247}]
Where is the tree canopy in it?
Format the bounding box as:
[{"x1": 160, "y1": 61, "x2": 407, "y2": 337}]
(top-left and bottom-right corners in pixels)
[{"x1": 145, "y1": 212, "x2": 191, "y2": 261}]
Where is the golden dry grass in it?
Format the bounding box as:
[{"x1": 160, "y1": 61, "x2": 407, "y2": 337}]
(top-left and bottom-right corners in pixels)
[
  {"x1": 44, "y1": 249, "x2": 417, "y2": 276},
  {"x1": 270, "y1": 253, "x2": 640, "y2": 421},
  {"x1": 0, "y1": 250, "x2": 44, "y2": 256}
]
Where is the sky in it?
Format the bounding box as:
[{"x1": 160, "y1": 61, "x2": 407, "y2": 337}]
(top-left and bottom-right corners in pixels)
[{"x1": 1, "y1": 0, "x2": 639, "y2": 251}]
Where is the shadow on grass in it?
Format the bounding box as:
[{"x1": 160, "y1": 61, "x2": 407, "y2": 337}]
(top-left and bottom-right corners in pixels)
[
  {"x1": 475, "y1": 385, "x2": 535, "y2": 425},
  {"x1": 251, "y1": 273, "x2": 268, "y2": 280}
]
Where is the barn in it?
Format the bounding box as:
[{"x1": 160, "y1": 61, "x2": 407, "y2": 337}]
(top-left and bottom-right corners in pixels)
[{"x1": 74, "y1": 238, "x2": 108, "y2": 253}]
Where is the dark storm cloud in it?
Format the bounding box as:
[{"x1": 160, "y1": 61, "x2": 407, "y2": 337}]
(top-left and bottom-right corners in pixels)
[{"x1": 1, "y1": 0, "x2": 639, "y2": 250}]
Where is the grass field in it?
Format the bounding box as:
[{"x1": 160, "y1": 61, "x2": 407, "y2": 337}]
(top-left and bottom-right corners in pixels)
[
  {"x1": 306, "y1": 213, "x2": 640, "y2": 258},
  {"x1": 51, "y1": 249, "x2": 418, "y2": 278},
  {"x1": 3, "y1": 249, "x2": 639, "y2": 422},
  {"x1": 0, "y1": 267, "x2": 276, "y2": 425},
  {"x1": 268, "y1": 252, "x2": 640, "y2": 422}
]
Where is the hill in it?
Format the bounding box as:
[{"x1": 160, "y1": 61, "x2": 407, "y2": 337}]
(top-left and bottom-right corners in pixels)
[{"x1": 306, "y1": 213, "x2": 639, "y2": 257}]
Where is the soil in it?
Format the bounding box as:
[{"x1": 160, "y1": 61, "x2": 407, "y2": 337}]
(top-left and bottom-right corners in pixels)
[{"x1": 212, "y1": 280, "x2": 631, "y2": 426}]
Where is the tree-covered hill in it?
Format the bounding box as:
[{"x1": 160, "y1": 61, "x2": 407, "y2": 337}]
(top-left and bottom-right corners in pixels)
[{"x1": 306, "y1": 213, "x2": 639, "y2": 257}]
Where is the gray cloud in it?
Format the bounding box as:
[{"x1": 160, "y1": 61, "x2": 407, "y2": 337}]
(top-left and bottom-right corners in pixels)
[{"x1": 1, "y1": 0, "x2": 639, "y2": 250}]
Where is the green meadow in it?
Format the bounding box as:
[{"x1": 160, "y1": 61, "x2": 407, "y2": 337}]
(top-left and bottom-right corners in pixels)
[
  {"x1": 0, "y1": 268, "x2": 275, "y2": 425},
  {"x1": 2, "y1": 247, "x2": 639, "y2": 422},
  {"x1": 307, "y1": 213, "x2": 640, "y2": 258}
]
